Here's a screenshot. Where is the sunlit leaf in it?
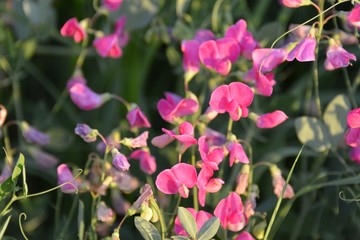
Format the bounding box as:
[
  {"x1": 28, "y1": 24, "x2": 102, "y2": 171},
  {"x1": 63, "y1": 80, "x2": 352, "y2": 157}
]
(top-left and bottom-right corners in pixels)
[
  {"x1": 197, "y1": 217, "x2": 220, "y2": 240},
  {"x1": 12, "y1": 154, "x2": 25, "y2": 183},
  {"x1": 0, "y1": 215, "x2": 11, "y2": 239},
  {"x1": 134, "y1": 216, "x2": 161, "y2": 240},
  {"x1": 177, "y1": 207, "x2": 197, "y2": 239}
]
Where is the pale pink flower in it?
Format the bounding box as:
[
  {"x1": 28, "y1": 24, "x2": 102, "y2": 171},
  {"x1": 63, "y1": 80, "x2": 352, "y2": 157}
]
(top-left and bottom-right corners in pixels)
[
  {"x1": 288, "y1": 24, "x2": 312, "y2": 41},
  {"x1": 286, "y1": 31, "x2": 316, "y2": 62},
  {"x1": 155, "y1": 163, "x2": 197, "y2": 198},
  {"x1": 20, "y1": 122, "x2": 49, "y2": 145},
  {"x1": 226, "y1": 141, "x2": 249, "y2": 166},
  {"x1": 214, "y1": 192, "x2": 248, "y2": 232},
  {"x1": 235, "y1": 164, "x2": 250, "y2": 195},
  {"x1": 347, "y1": 4, "x2": 360, "y2": 28},
  {"x1": 102, "y1": 0, "x2": 122, "y2": 11},
  {"x1": 324, "y1": 39, "x2": 356, "y2": 71},
  {"x1": 60, "y1": 18, "x2": 87, "y2": 43},
  {"x1": 345, "y1": 128, "x2": 360, "y2": 147},
  {"x1": 174, "y1": 208, "x2": 213, "y2": 236},
  {"x1": 157, "y1": 92, "x2": 199, "y2": 123},
  {"x1": 199, "y1": 38, "x2": 240, "y2": 76},
  {"x1": 114, "y1": 16, "x2": 129, "y2": 47},
  {"x1": 270, "y1": 166, "x2": 294, "y2": 199},
  {"x1": 127, "y1": 106, "x2": 151, "y2": 128},
  {"x1": 209, "y1": 82, "x2": 254, "y2": 121},
  {"x1": 256, "y1": 110, "x2": 288, "y2": 129},
  {"x1": 252, "y1": 48, "x2": 287, "y2": 73},
  {"x1": 349, "y1": 147, "x2": 360, "y2": 165},
  {"x1": 57, "y1": 164, "x2": 78, "y2": 194},
  {"x1": 198, "y1": 136, "x2": 224, "y2": 170},
  {"x1": 245, "y1": 67, "x2": 276, "y2": 97},
  {"x1": 199, "y1": 107, "x2": 218, "y2": 124},
  {"x1": 162, "y1": 121, "x2": 197, "y2": 154},
  {"x1": 234, "y1": 231, "x2": 255, "y2": 240},
  {"x1": 121, "y1": 131, "x2": 148, "y2": 148},
  {"x1": 93, "y1": 34, "x2": 122, "y2": 58},
  {"x1": 111, "y1": 148, "x2": 130, "y2": 171},
  {"x1": 0, "y1": 104, "x2": 7, "y2": 127},
  {"x1": 151, "y1": 133, "x2": 174, "y2": 148},
  {"x1": 197, "y1": 165, "x2": 224, "y2": 207},
  {"x1": 279, "y1": 0, "x2": 312, "y2": 8},
  {"x1": 244, "y1": 192, "x2": 257, "y2": 218},
  {"x1": 129, "y1": 149, "x2": 157, "y2": 175},
  {"x1": 347, "y1": 108, "x2": 360, "y2": 128},
  {"x1": 66, "y1": 75, "x2": 87, "y2": 91},
  {"x1": 97, "y1": 202, "x2": 115, "y2": 223}
]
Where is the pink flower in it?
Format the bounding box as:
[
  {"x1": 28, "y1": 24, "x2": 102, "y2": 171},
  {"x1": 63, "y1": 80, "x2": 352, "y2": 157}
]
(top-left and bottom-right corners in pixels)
[
  {"x1": 155, "y1": 163, "x2": 197, "y2": 198},
  {"x1": 199, "y1": 38, "x2": 240, "y2": 76},
  {"x1": 102, "y1": 0, "x2": 122, "y2": 11},
  {"x1": 181, "y1": 29, "x2": 215, "y2": 74},
  {"x1": 198, "y1": 136, "x2": 224, "y2": 170},
  {"x1": 60, "y1": 18, "x2": 87, "y2": 43},
  {"x1": 279, "y1": 0, "x2": 312, "y2": 8},
  {"x1": 225, "y1": 19, "x2": 258, "y2": 59},
  {"x1": 68, "y1": 81, "x2": 111, "y2": 110},
  {"x1": 111, "y1": 148, "x2": 130, "y2": 171},
  {"x1": 256, "y1": 110, "x2": 288, "y2": 129},
  {"x1": 157, "y1": 92, "x2": 199, "y2": 123},
  {"x1": 162, "y1": 122, "x2": 197, "y2": 154},
  {"x1": 0, "y1": 104, "x2": 7, "y2": 127},
  {"x1": 234, "y1": 231, "x2": 255, "y2": 240},
  {"x1": 245, "y1": 67, "x2": 276, "y2": 97},
  {"x1": 129, "y1": 149, "x2": 157, "y2": 175},
  {"x1": 270, "y1": 166, "x2": 294, "y2": 199},
  {"x1": 345, "y1": 128, "x2": 360, "y2": 147},
  {"x1": 197, "y1": 165, "x2": 224, "y2": 207},
  {"x1": 324, "y1": 39, "x2": 356, "y2": 71},
  {"x1": 226, "y1": 141, "x2": 249, "y2": 166},
  {"x1": 349, "y1": 147, "x2": 360, "y2": 164},
  {"x1": 235, "y1": 165, "x2": 250, "y2": 195},
  {"x1": 127, "y1": 106, "x2": 151, "y2": 128},
  {"x1": 121, "y1": 131, "x2": 149, "y2": 148},
  {"x1": 151, "y1": 133, "x2": 174, "y2": 148},
  {"x1": 286, "y1": 31, "x2": 316, "y2": 62},
  {"x1": 347, "y1": 108, "x2": 360, "y2": 128},
  {"x1": 347, "y1": 4, "x2": 360, "y2": 28},
  {"x1": 93, "y1": 34, "x2": 122, "y2": 58},
  {"x1": 209, "y1": 82, "x2": 254, "y2": 121},
  {"x1": 252, "y1": 48, "x2": 287, "y2": 73},
  {"x1": 214, "y1": 192, "x2": 247, "y2": 232},
  {"x1": 174, "y1": 208, "x2": 213, "y2": 236},
  {"x1": 57, "y1": 164, "x2": 78, "y2": 194},
  {"x1": 114, "y1": 16, "x2": 129, "y2": 47}
]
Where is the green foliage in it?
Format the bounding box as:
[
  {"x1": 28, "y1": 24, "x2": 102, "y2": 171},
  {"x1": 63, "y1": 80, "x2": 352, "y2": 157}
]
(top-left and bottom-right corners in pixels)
[
  {"x1": 196, "y1": 217, "x2": 220, "y2": 240},
  {"x1": 134, "y1": 216, "x2": 162, "y2": 240},
  {"x1": 177, "y1": 207, "x2": 197, "y2": 239}
]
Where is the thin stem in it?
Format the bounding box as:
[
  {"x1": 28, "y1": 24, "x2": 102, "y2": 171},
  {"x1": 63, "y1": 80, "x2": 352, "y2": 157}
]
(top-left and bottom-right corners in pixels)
[
  {"x1": 191, "y1": 146, "x2": 199, "y2": 211},
  {"x1": 115, "y1": 213, "x2": 129, "y2": 232},
  {"x1": 2, "y1": 126, "x2": 14, "y2": 166},
  {"x1": 110, "y1": 94, "x2": 130, "y2": 110},
  {"x1": 226, "y1": 117, "x2": 233, "y2": 140}
]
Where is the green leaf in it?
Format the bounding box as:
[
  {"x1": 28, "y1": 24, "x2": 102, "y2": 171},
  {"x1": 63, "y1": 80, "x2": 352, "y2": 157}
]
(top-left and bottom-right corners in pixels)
[
  {"x1": 176, "y1": 0, "x2": 191, "y2": 17},
  {"x1": 0, "y1": 215, "x2": 11, "y2": 239},
  {"x1": 0, "y1": 177, "x2": 14, "y2": 198},
  {"x1": 172, "y1": 236, "x2": 190, "y2": 240},
  {"x1": 295, "y1": 117, "x2": 331, "y2": 152},
  {"x1": 177, "y1": 207, "x2": 197, "y2": 239},
  {"x1": 196, "y1": 217, "x2": 220, "y2": 240},
  {"x1": 78, "y1": 200, "x2": 85, "y2": 240},
  {"x1": 323, "y1": 94, "x2": 351, "y2": 148},
  {"x1": 12, "y1": 154, "x2": 25, "y2": 183},
  {"x1": 134, "y1": 217, "x2": 161, "y2": 240},
  {"x1": 22, "y1": 159, "x2": 28, "y2": 198}
]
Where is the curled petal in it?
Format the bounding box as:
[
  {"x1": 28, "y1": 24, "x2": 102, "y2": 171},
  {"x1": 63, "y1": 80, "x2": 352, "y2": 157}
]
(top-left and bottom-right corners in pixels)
[
  {"x1": 256, "y1": 110, "x2": 288, "y2": 129},
  {"x1": 155, "y1": 169, "x2": 179, "y2": 194}
]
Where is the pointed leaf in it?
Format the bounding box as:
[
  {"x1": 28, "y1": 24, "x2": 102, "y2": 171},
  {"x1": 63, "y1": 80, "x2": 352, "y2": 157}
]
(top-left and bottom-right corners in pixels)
[
  {"x1": 0, "y1": 177, "x2": 13, "y2": 198},
  {"x1": 295, "y1": 117, "x2": 331, "y2": 152},
  {"x1": 0, "y1": 215, "x2": 11, "y2": 239},
  {"x1": 12, "y1": 153, "x2": 25, "y2": 182},
  {"x1": 196, "y1": 217, "x2": 220, "y2": 240},
  {"x1": 177, "y1": 207, "x2": 197, "y2": 239},
  {"x1": 134, "y1": 216, "x2": 161, "y2": 240},
  {"x1": 323, "y1": 94, "x2": 351, "y2": 148}
]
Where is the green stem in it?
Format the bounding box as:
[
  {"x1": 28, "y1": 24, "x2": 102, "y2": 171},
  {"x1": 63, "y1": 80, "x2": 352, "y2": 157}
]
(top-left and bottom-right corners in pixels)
[
  {"x1": 226, "y1": 117, "x2": 233, "y2": 140},
  {"x1": 342, "y1": 65, "x2": 358, "y2": 108},
  {"x1": 191, "y1": 146, "x2": 198, "y2": 211},
  {"x1": 57, "y1": 195, "x2": 79, "y2": 240},
  {"x1": 2, "y1": 126, "x2": 14, "y2": 166}
]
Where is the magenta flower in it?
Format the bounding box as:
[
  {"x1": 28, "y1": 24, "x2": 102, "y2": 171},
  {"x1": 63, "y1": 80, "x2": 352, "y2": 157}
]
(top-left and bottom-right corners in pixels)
[
  {"x1": 75, "y1": 123, "x2": 98, "y2": 142},
  {"x1": 20, "y1": 122, "x2": 49, "y2": 145},
  {"x1": 114, "y1": 16, "x2": 129, "y2": 47},
  {"x1": 286, "y1": 31, "x2": 316, "y2": 62},
  {"x1": 245, "y1": 67, "x2": 276, "y2": 97},
  {"x1": 234, "y1": 231, "x2": 255, "y2": 240},
  {"x1": 57, "y1": 164, "x2": 78, "y2": 194},
  {"x1": 349, "y1": 147, "x2": 360, "y2": 165},
  {"x1": 198, "y1": 136, "x2": 224, "y2": 170},
  {"x1": 347, "y1": 108, "x2": 360, "y2": 128},
  {"x1": 102, "y1": 0, "x2": 122, "y2": 11},
  {"x1": 345, "y1": 128, "x2": 360, "y2": 147},
  {"x1": 214, "y1": 192, "x2": 247, "y2": 232},
  {"x1": 199, "y1": 38, "x2": 240, "y2": 76},
  {"x1": 129, "y1": 149, "x2": 157, "y2": 175},
  {"x1": 155, "y1": 163, "x2": 197, "y2": 198},
  {"x1": 111, "y1": 148, "x2": 130, "y2": 171},
  {"x1": 157, "y1": 92, "x2": 199, "y2": 123},
  {"x1": 121, "y1": 131, "x2": 148, "y2": 148},
  {"x1": 256, "y1": 110, "x2": 288, "y2": 129},
  {"x1": 93, "y1": 34, "x2": 122, "y2": 58},
  {"x1": 324, "y1": 39, "x2": 356, "y2": 71},
  {"x1": 279, "y1": 0, "x2": 312, "y2": 8},
  {"x1": 226, "y1": 141, "x2": 249, "y2": 166},
  {"x1": 347, "y1": 4, "x2": 360, "y2": 28},
  {"x1": 209, "y1": 82, "x2": 254, "y2": 121},
  {"x1": 60, "y1": 18, "x2": 87, "y2": 43},
  {"x1": 174, "y1": 208, "x2": 213, "y2": 236},
  {"x1": 252, "y1": 48, "x2": 287, "y2": 73},
  {"x1": 127, "y1": 106, "x2": 151, "y2": 128},
  {"x1": 270, "y1": 166, "x2": 294, "y2": 199},
  {"x1": 162, "y1": 121, "x2": 197, "y2": 154},
  {"x1": 197, "y1": 165, "x2": 224, "y2": 207},
  {"x1": 225, "y1": 19, "x2": 258, "y2": 59},
  {"x1": 66, "y1": 74, "x2": 87, "y2": 91}
]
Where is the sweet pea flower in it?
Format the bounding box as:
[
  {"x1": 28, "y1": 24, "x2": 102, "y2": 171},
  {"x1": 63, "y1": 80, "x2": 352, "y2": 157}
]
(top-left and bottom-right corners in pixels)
[
  {"x1": 157, "y1": 92, "x2": 199, "y2": 123},
  {"x1": 28, "y1": 147, "x2": 58, "y2": 169},
  {"x1": 347, "y1": 108, "x2": 360, "y2": 128},
  {"x1": 349, "y1": 147, "x2": 360, "y2": 164},
  {"x1": 93, "y1": 34, "x2": 122, "y2": 58},
  {"x1": 102, "y1": 0, "x2": 122, "y2": 11},
  {"x1": 234, "y1": 231, "x2": 255, "y2": 240},
  {"x1": 199, "y1": 107, "x2": 218, "y2": 124},
  {"x1": 197, "y1": 165, "x2": 224, "y2": 207},
  {"x1": 114, "y1": 16, "x2": 129, "y2": 47},
  {"x1": 0, "y1": 104, "x2": 7, "y2": 127},
  {"x1": 286, "y1": 29, "x2": 316, "y2": 62},
  {"x1": 75, "y1": 123, "x2": 99, "y2": 142},
  {"x1": 198, "y1": 136, "x2": 224, "y2": 170},
  {"x1": 97, "y1": 202, "x2": 115, "y2": 223},
  {"x1": 347, "y1": 4, "x2": 360, "y2": 28},
  {"x1": 204, "y1": 128, "x2": 227, "y2": 146},
  {"x1": 151, "y1": 133, "x2": 174, "y2": 148},
  {"x1": 256, "y1": 110, "x2": 288, "y2": 129},
  {"x1": 127, "y1": 105, "x2": 151, "y2": 129},
  {"x1": 235, "y1": 164, "x2": 250, "y2": 195},
  {"x1": 174, "y1": 208, "x2": 213, "y2": 236},
  {"x1": 20, "y1": 122, "x2": 49, "y2": 145},
  {"x1": 121, "y1": 131, "x2": 149, "y2": 148},
  {"x1": 345, "y1": 128, "x2": 360, "y2": 147},
  {"x1": 270, "y1": 165, "x2": 294, "y2": 199},
  {"x1": 214, "y1": 192, "x2": 248, "y2": 232},
  {"x1": 199, "y1": 38, "x2": 240, "y2": 76},
  {"x1": 57, "y1": 164, "x2": 78, "y2": 194},
  {"x1": 279, "y1": 0, "x2": 312, "y2": 8},
  {"x1": 129, "y1": 149, "x2": 157, "y2": 175},
  {"x1": 209, "y1": 82, "x2": 254, "y2": 121},
  {"x1": 252, "y1": 48, "x2": 287, "y2": 73},
  {"x1": 162, "y1": 121, "x2": 197, "y2": 154},
  {"x1": 226, "y1": 141, "x2": 249, "y2": 166},
  {"x1": 155, "y1": 163, "x2": 197, "y2": 198},
  {"x1": 111, "y1": 148, "x2": 130, "y2": 171},
  {"x1": 60, "y1": 18, "x2": 87, "y2": 43},
  {"x1": 225, "y1": 19, "x2": 258, "y2": 59},
  {"x1": 245, "y1": 67, "x2": 276, "y2": 97},
  {"x1": 324, "y1": 39, "x2": 356, "y2": 71}
]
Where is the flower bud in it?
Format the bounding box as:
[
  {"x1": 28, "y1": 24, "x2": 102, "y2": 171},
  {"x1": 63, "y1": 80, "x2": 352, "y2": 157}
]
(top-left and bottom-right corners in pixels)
[
  {"x1": 20, "y1": 121, "x2": 49, "y2": 145},
  {"x1": 75, "y1": 123, "x2": 98, "y2": 142},
  {"x1": 111, "y1": 148, "x2": 130, "y2": 171}
]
